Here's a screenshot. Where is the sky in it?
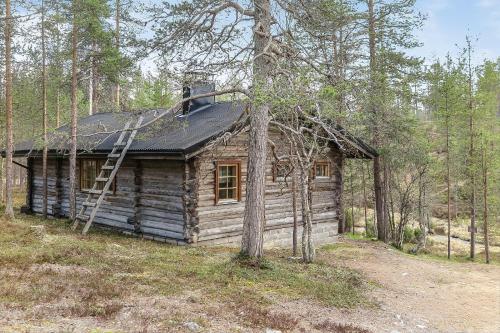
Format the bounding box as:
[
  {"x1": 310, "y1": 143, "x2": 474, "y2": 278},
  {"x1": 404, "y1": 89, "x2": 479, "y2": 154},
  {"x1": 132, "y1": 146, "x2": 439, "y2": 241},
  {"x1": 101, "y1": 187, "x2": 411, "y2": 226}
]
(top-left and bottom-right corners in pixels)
[
  {"x1": 138, "y1": 0, "x2": 500, "y2": 73},
  {"x1": 409, "y1": 0, "x2": 500, "y2": 64}
]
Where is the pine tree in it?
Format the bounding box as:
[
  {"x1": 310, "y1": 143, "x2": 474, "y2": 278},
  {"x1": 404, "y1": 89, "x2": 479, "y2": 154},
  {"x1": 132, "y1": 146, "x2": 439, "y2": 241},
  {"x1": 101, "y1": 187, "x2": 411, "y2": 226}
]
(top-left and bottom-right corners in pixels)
[
  {"x1": 364, "y1": 0, "x2": 424, "y2": 242},
  {"x1": 41, "y1": 0, "x2": 49, "y2": 218},
  {"x1": 69, "y1": 0, "x2": 78, "y2": 220},
  {"x1": 475, "y1": 59, "x2": 500, "y2": 263},
  {"x1": 4, "y1": 0, "x2": 14, "y2": 219},
  {"x1": 464, "y1": 37, "x2": 477, "y2": 259}
]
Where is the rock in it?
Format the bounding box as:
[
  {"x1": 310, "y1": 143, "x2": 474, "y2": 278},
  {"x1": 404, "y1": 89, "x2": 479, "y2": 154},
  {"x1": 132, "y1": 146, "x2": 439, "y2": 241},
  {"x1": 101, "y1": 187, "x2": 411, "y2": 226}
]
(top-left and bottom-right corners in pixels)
[
  {"x1": 183, "y1": 321, "x2": 201, "y2": 332},
  {"x1": 186, "y1": 295, "x2": 200, "y2": 303},
  {"x1": 265, "y1": 329, "x2": 282, "y2": 333}
]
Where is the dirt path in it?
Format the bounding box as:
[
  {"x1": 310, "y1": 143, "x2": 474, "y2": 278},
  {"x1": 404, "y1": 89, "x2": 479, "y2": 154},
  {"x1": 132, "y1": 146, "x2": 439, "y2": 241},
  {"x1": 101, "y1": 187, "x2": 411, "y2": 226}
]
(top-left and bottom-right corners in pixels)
[{"x1": 313, "y1": 239, "x2": 500, "y2": 333}]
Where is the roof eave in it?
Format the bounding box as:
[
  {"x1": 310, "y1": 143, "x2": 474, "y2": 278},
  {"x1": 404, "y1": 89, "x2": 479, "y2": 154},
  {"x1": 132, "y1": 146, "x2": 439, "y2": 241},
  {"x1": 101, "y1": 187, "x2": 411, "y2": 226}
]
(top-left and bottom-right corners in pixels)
[{"x1": 8, "y1": 149, "x2": 186, "y2": 160}]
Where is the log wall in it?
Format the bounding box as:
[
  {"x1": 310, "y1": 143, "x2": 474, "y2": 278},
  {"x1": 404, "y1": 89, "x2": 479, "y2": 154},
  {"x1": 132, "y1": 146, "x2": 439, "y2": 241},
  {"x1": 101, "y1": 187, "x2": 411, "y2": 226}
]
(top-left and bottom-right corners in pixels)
[
  {"x1": 29, "y1": 157, "x2": 186, "y2": 242},
  {"x1": 27, "y1": 128, "x2": 344, "y2": 248},
  {"x1": 193, "y1": 129, "x2": 342, "y2": 247}
]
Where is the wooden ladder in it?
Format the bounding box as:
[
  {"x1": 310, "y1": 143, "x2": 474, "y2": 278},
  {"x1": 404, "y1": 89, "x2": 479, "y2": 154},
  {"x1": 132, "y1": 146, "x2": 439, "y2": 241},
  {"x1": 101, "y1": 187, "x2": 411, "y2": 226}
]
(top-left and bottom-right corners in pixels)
[{"x1": 72, "y1": 115, "x2": 144, "y2": 235}]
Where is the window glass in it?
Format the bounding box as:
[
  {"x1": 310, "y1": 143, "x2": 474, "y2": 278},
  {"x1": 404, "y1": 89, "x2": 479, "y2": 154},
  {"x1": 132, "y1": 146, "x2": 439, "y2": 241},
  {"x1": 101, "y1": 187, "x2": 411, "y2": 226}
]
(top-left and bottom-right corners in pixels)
[
  {"x1": 80, "y1": 159, "x2": 113, "y2": 192},
  {"x1": 81, "y1": 160, "x2": 97, "y2": 190},
  {"x1": 315, "y1": 162, "x2": 330, "y2": 178},
  {"x1": 217, "y1": 164, "x2": 239, "y2": 202}
]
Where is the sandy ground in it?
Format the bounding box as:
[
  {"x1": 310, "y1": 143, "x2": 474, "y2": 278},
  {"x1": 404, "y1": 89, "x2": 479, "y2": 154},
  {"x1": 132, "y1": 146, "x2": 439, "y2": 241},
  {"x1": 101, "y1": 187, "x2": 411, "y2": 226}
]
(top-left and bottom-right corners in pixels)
[
  {"x1": 313, "y1": 239, "x2": 500, "y2": 333},
  {"x1": 1, "y1": 239, "x2": 498, "y2": 333}
]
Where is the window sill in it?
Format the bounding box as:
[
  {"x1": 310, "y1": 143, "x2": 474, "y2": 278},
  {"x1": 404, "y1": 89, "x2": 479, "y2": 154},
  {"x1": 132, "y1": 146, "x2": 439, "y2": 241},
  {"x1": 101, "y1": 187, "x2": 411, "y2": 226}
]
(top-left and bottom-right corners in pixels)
[{"x1": 217, "y1": 199, "x2": 240, "y2": 205}]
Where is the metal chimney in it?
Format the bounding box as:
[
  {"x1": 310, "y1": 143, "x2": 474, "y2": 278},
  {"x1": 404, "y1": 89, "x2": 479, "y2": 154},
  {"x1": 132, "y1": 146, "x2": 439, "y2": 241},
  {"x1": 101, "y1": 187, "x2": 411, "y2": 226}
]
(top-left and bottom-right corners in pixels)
[{"x1": 182, "y1": 72, "x2": 215, "y2": 114}]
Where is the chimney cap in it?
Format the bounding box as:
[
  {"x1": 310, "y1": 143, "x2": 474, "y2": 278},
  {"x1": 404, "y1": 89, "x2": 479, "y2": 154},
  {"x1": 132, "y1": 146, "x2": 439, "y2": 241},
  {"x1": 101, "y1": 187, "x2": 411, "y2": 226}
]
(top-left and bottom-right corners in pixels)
[{"x1": 183, "y1": 71, "x2": 215, "y2": 84}]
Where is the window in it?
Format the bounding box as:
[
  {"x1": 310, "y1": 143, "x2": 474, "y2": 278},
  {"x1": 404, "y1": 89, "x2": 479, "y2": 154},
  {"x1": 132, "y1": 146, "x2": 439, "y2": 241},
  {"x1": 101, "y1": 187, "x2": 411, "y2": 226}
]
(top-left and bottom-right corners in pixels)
[
  {"x1": 273, "y1": 162, "x2": 292, "y2": 183},
  {"x1": 215, "y1": 161, "x2": 241, "y2": 203},
  {"x1": 79, "y1": 159, "x2": 115, "y2": 192},
  {"x1": 315, "y1": 161, "x2": 330, "y2": 179}
]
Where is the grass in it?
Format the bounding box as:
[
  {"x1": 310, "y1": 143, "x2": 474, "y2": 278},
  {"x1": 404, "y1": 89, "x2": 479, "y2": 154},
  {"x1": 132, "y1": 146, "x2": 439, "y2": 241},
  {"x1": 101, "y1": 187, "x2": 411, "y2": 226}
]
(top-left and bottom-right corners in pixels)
[
  {"x1": 411, "y1": 215, "x2": 500, "y2": 265},
  {"x1": 0, "y1": 194, "x2": 368, "y2": 330},
  {"x1": 344, "y1": 233, "x2": 376, "y2": 241},
  {"x1": 403, "y1": 239, "x2": 500, "y2": 265}
]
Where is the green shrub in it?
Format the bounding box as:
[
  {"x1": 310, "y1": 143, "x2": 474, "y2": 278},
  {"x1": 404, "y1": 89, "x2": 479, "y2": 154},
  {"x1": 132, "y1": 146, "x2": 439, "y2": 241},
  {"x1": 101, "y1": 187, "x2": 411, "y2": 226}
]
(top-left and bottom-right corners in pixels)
[
  {"x1": 344, "y1": 209, "x2": 353, "y2": 231},
  {"x1": 365, "y1": 217, "x2": 376, "y2": 238},
  {"x1": 403, "y1": 226, "x2": 416, "y2": 243},
  {"x1": 414, "y1": 227, "x2": 423, "y2": 241}
]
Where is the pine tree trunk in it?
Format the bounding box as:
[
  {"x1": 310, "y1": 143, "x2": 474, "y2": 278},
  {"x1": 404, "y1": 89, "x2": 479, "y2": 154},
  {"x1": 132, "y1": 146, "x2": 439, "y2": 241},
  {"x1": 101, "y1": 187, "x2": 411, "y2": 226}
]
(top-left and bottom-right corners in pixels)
[
  {"x1": 367, "y1": 0, "x2": 385, "y2": 242},
  {"x1": 92, "y1": 42, "x2": 98, "y2": 114},
  {"x1": 89, "y1": 41, "x2": 97, "y2": 116},
  {"x1": 336, "y1": 156, "x2": 345, "y2": 233},
  {"x1": 88, "y1": 71, "x2": 93, "y2": 115},
  {"x1": 466, "y1": 40, "x2": 476, "y2": 260},
  {"x1": 415, "y1": 172, "x2": 427, "y2": 252},
  {"x1": 362, "y1": 161, "x2": 368, "y2": 236},
  {"x1": 446, "y1": 115, "x2": 451, "y2": 259},
  {"x1": 4, "y1": 0, "x2": 14, "y2": 219},
  {"x1": 240, "y1": 0, "x2": 272, "y2": 259},
  {"x1": 115, "y1": 0, "x2": 120, "y2": 109},
  {"x1": 42, "y1": 0, "x2": 49, "y2": 218},
  {"x1": 299, "y1": 166, "x2": 314, "y2": 263},
  {"x1": 56, "y1": 89, "x2": 60, "y2": 127},
  {"x1": 292, "y1": 170, "x2": 298, "y2": 256},
  {"x1": 384, "y1": 163, "x2": 392, "y2": 239},
  {"x1": 69, "y1": 4, "x2": 78, "y2": 220},
  {"x1": 351, "y1": 164, "x2": 355, "y2": 235},
  {"x1": 469, "y1": 110, "x2": 476, "y2": 260},
  {"x1": 482, "y1": 144, "x2": 489, "y2": 264},
  {"x1": 1, "y1": 158, "x2": 5, "y2": 204}
]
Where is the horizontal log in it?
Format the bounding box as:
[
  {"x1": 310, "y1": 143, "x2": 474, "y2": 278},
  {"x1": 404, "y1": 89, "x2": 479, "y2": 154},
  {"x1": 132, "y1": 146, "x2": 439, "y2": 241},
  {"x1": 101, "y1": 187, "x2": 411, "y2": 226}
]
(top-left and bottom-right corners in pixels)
[
  {"x1": 140, "y1": 226, "x2": 184, "y2": 240},
  {"x1": 140, "y1": 208, "x2": 184, "y2": 220},
  {"x1": 140, "y1": 220, "x2": 185, "y2": 233}
]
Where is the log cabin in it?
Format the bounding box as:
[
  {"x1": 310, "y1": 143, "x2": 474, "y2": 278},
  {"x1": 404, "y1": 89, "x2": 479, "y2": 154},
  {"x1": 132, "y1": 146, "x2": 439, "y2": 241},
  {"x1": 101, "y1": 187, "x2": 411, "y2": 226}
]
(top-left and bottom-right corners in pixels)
[{"x1": 10, "y1": 81, "x2": 377, "y2": 247}]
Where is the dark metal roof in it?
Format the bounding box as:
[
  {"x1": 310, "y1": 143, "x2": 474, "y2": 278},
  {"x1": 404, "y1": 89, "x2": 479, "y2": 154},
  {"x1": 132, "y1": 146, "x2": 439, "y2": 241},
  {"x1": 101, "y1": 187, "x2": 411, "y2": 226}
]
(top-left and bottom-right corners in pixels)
[
  {"x1": 330, "y1": 123, "x2": 378, "y2": 159},
  {"x1": 11, "y1": 100, "x2": 376, "y2": 159},
  {"x1": 13, "y1": 101, "x2": 247, "y2": 157}
]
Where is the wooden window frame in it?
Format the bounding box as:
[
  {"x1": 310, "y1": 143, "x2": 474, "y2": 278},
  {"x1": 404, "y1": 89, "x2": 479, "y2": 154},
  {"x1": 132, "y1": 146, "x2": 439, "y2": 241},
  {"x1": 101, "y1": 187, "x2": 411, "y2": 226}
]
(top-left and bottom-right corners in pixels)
[
  {"x1": 314, "y1": 160, "x2": 331, "y2": 179},
  {"x1": 79, "y1": 158, "x2": 116, "y2": 194},
  {"x1": 214, "y1": 160, "x2": 241, "y2": 204}
]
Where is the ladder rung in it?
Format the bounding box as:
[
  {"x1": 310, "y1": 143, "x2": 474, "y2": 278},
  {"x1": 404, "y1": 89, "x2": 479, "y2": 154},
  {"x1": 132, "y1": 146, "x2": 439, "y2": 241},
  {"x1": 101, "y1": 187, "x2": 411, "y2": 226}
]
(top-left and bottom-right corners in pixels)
[
  {"x1": 78, "y1": 116, "x2": 144, "y2": 236},
  {"x1": 82, "y1": 201, "x2": 96, "y2": 207},
  {"x1": 88, "y1": 189, "x2": 102, "y2": 194}
]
